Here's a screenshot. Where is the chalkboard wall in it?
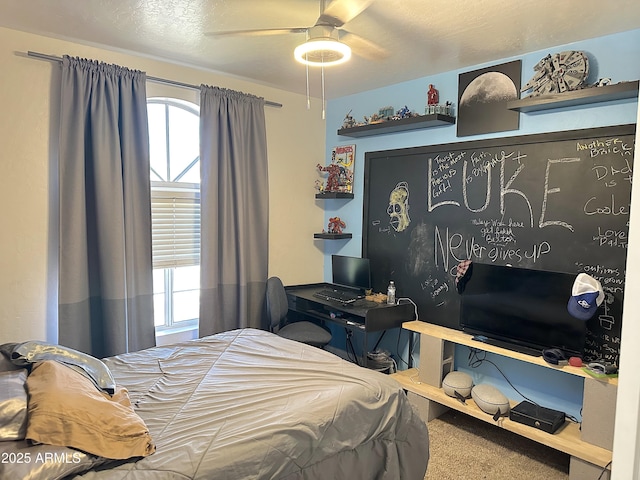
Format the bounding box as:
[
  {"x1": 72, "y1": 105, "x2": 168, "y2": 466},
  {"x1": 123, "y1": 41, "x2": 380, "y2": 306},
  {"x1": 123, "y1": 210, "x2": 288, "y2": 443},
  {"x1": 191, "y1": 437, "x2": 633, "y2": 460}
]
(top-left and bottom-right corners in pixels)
[{"x1": 363, "y1": 124, "x2": 635, "y2": 364}]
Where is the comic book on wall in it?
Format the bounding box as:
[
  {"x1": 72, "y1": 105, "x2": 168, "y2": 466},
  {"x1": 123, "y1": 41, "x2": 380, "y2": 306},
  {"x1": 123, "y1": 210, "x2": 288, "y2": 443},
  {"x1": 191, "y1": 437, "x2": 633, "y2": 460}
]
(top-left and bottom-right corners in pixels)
[{"x1": 326, "y1": 144, "x2": 355, "y2": 193}]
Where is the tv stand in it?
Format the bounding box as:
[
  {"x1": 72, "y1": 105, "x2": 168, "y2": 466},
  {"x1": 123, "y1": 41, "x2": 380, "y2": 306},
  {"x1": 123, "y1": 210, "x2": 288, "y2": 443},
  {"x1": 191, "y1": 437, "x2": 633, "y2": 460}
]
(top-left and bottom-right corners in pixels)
[{"x1": 391, "y1": 321, "x2": 616, "y2": 480}]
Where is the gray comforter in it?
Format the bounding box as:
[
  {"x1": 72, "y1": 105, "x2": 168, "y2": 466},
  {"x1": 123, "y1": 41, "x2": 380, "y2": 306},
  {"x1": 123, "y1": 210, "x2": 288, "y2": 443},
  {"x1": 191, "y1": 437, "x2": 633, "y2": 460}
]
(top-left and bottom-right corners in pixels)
[{"x1": 76, "y1": 328, "x2": 429, "y2": 479}]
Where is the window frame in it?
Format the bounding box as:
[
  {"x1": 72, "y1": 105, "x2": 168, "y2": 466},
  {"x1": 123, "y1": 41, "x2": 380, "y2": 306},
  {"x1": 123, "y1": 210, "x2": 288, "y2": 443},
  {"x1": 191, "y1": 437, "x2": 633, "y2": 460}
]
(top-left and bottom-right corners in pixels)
[{"x1": 147, "y1": 97, "x2": 201, "y2": 333}]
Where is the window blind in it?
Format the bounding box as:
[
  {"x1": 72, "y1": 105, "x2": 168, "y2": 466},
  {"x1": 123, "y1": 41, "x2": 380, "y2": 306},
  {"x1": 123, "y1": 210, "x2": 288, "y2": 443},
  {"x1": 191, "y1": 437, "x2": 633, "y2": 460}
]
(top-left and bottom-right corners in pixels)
[{"x1": 151, "y1": 186, "x2": 200, "y2": 269}]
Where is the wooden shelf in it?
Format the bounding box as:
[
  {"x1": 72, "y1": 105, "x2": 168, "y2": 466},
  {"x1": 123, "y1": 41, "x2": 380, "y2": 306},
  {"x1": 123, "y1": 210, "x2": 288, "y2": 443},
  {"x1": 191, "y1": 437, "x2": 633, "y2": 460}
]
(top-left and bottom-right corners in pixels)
[
  {"x1": 337, "y1": 113, "x2": 456, "y2": 137},
  {"x1": 315, "y1": 192, "x2": 354, "y2": 199},
  {"x1": 507, "y1": 80, "x2": 639, "y2": 113},
  {"x1": 392, "y1": 368, "x2": 612, "y2": 468},
  {"x1": 313, "y1": 233, "x2": 352, "y2": 240},
  {"x1": 402, "y1": 321, "x2": 618, "y2": 385},
  {"x1": 399, "y1": 320, "x2": 616, "y2": 476}
]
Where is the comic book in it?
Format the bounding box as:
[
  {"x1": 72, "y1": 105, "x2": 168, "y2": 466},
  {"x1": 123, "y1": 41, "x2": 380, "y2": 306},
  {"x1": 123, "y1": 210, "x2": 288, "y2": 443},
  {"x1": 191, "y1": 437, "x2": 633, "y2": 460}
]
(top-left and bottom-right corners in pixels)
[{"x1": 328, "y1": 144, "x2": 355, "y2": 193}]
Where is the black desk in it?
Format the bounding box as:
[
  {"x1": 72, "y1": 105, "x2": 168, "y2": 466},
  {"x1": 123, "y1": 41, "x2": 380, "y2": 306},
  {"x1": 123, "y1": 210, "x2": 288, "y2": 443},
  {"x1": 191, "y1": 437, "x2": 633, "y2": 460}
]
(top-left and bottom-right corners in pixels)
[{"x1": 285, "y1": 283, "x2": 415, "y2": 367}]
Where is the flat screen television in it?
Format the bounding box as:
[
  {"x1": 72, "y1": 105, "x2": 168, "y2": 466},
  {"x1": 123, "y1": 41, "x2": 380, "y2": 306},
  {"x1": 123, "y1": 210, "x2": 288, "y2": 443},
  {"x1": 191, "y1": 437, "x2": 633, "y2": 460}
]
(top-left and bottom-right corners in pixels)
[
  {"x1": 459, "y1": 262, "x2": 586, "y2": 357},
  {"x1": 331, "y1": 255, "x2": 371, "y2": 292}
]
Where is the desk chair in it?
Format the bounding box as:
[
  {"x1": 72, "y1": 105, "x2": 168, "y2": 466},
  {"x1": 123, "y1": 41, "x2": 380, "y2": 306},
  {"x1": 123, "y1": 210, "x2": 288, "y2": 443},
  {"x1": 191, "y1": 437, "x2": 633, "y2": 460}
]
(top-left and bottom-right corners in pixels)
[{"x1": 266, "y1": 276, "x2": 332, "y2": 348}]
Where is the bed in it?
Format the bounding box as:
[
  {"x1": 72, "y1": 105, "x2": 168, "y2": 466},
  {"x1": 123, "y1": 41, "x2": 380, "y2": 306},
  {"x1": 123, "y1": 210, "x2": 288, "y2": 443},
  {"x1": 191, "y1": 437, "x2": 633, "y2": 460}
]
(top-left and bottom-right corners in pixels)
[{"x1": 0, "y1": 328, "x2": 429, "y2": 479}]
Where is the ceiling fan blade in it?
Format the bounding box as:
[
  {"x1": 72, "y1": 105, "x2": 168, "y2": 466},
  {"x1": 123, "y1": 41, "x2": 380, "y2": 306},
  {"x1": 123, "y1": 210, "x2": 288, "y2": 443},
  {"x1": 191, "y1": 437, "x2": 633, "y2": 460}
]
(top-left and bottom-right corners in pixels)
[
  {"x1": 318, "y1": 0, "x2": 375, "y2": 27},
  {"x1": 340, "y1": 30, "x2": 388, "y2": 60},
  {"x1": 206, "y1": 27, "x2": 308, "y2": 38}
]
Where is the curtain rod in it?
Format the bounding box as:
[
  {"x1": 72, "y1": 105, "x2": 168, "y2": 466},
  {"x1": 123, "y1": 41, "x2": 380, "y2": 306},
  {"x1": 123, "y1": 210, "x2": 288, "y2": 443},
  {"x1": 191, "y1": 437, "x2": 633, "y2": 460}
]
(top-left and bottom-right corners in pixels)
[{"x1": 26, "y1": 50, "x2": 283, "y2": 108}]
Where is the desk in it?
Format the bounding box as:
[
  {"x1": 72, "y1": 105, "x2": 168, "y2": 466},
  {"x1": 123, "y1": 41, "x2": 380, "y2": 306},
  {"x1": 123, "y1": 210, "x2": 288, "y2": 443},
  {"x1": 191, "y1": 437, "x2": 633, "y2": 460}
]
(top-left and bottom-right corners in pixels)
[{"x1": 285, "y1": 283, "x2": 415, "y2": 367}]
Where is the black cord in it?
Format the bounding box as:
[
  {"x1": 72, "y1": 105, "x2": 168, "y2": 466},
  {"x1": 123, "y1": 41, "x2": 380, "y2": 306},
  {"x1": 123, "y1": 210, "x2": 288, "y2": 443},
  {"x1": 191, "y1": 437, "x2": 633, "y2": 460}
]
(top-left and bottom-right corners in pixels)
[
  {"x1": 596, "y1": 461, "x2": 612, "y2": 480},
  {"x1": 395, "y1": 328, "x2": 420, "y2": 369},
  {"x1": 396, "y1": 328, "x2": 409, "y2": 368},
  {"x1": 345, "y1": 328, "x2": 359, "y2": 365},
  {"x1": 467, "y1": 347, "x2": 541, "y2": 406},
  {"x1": 395, "y1": 297, "x2": 419, "y2": 369},
  {"x1": 410, "y1": 331, "x2": 418, "y2": 367},
  {"x1": 373, "y1": 330, "x2": 386, "y2": 351}
]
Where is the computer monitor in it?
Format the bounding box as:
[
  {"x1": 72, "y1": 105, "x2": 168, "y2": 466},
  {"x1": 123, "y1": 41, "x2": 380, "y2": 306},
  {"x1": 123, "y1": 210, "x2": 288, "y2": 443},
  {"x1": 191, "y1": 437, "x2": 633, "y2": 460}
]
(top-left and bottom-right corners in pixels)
[{"x1": 331, "y1": 255, "x2": 371, "y2": 292}]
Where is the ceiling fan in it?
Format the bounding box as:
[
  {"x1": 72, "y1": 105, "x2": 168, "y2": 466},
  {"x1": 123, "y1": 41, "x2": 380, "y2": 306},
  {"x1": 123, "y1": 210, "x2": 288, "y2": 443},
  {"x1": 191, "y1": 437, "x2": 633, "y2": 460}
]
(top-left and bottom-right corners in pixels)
[{"x1": 205, "y1": 0, "x2": 388, "y2": 66}]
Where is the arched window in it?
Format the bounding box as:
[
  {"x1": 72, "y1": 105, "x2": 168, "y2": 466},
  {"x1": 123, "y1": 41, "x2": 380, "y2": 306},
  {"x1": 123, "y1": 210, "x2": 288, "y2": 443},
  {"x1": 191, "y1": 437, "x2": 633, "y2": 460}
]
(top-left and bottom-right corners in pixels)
[{"x1": 147, "y1": 98, "x2": 200, "y2": 332}]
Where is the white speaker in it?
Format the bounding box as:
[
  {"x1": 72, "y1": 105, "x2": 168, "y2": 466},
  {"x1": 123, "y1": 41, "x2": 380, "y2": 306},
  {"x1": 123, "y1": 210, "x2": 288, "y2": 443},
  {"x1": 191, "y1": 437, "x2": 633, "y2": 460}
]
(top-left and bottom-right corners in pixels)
[
  {"x1": 442, "y1": 371, "x2": 473, "y2": 398},
  {"x1": 471, "y1": 384, "x2": 510, "y2": 416}
]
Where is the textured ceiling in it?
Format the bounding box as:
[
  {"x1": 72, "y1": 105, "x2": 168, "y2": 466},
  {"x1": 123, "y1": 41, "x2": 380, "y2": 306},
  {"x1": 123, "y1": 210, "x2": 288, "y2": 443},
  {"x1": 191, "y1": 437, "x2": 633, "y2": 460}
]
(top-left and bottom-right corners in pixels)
[{"x1": 1, "y1": 0, "x2": 639, "y2": 99}]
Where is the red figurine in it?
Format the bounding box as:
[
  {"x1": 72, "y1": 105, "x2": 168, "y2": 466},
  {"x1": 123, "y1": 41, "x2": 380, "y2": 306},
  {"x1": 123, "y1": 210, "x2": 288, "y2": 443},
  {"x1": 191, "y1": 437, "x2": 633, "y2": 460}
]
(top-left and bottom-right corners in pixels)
[
  {"x1": 317, "y1": 163, "x2": 342, "y2": 192},
  {"x1": 427, "y1": 84, "x2": 439, "y2": 105},
  {"x1": 328, "y1": 217, "x2": 346, "y2": 235}
]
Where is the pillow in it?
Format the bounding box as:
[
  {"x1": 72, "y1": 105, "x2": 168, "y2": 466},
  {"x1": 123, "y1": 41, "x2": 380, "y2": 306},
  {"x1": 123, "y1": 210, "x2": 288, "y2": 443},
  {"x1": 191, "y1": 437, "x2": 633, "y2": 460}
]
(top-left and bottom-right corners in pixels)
[
  {"x1": 1, "y1": 341, "x2": 116, "y2": 394},
  {"x1": 0, "y1": 440, "x2": 110, "y2": 480},
  {"x1": 26, "y1": 360, "x2": 155, "y2": 460},
  {"x1": 0, "y1": 350, "x2": 22, "y2": 372},
  {"x1": 0, "y1": 369, "x2": 28, "y2": 441}
]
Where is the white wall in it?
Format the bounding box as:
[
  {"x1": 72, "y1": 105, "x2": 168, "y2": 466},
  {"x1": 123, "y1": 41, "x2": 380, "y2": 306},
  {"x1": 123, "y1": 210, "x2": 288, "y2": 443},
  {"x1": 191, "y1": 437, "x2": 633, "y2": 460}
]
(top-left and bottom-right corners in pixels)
[{"x1": 0, "y1": 26, "x2": 327, "y2": 343}]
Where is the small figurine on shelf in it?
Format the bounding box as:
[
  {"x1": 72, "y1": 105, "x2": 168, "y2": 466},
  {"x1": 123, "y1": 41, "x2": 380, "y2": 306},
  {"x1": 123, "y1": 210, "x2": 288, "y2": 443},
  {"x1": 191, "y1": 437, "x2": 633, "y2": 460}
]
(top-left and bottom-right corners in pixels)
[
  {"x1": 342, "y1": 109, "x2": 357, "y2": 129},
  {"x1": 378, "y1": 106, "x2": 394, "y2": 119},
  {"x1": 427, "y1": 84, "x2": 439, "y2": 106},
  {"x1": 425, "y1": 84, "x2": 454, "y2": 116},
  {"x1": 317, "y1": 162, "x2": 342, "y2": 192},
  {"x1": 364, "y1": 113, "x2": 382, "y2": 124},
  {"x1": 445, "y1": 101, "x2": 454, "y2": 116},
  {"x1": 393, "y1": 105, "x2": 413, "y2": 120},
  {"x1": 328, "y1": 217, "x2": 346, "y2": 235},
  {"x1": 314, "y1": 179, "x2": 324, "y2": 193}
]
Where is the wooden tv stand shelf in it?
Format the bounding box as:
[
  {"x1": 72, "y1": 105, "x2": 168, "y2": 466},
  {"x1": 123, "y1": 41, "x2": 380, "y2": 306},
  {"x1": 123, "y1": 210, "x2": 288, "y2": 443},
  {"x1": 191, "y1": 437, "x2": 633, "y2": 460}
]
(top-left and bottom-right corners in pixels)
[
  {"x1": 399, "y1": 321, "x2": 618, "y2": 383},
  {"x1": 391, "y1": 321, "x2": 615, "y2": 478}
]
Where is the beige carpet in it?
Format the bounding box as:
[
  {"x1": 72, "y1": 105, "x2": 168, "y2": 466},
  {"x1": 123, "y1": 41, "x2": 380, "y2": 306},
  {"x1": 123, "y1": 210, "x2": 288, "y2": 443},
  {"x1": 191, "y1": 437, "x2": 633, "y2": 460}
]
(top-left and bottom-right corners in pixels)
[{"x1": 424, "y1": 410, "x2": 570, "y2": 480}]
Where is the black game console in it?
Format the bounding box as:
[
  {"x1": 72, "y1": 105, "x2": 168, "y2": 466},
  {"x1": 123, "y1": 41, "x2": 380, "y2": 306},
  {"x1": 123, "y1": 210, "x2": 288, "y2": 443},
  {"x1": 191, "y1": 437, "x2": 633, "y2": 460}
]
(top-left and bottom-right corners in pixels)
[{"x1": 509, "y1": 401, "x2": 565, "y2": 434}]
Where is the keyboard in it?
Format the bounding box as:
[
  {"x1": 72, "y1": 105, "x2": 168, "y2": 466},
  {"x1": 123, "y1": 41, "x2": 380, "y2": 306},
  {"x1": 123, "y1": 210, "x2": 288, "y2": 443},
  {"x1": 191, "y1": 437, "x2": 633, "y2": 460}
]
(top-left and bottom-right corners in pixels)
[{"x1": 313, "y1": 288, "x2": 363, "y2": 304}]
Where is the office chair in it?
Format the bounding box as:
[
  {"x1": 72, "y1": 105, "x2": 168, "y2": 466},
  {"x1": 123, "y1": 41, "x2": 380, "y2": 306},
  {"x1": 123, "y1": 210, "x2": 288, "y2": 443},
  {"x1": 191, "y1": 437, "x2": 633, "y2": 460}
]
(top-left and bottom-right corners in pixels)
[{"x1": 266, "y1": 276, "x2": 332, "y2": 348}]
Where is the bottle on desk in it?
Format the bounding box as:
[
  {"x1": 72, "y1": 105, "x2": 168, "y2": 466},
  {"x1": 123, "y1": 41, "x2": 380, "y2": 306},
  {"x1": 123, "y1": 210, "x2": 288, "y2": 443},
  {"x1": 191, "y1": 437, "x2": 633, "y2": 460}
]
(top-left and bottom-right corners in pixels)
[{"x1": 387, "y1": 281, "x2": 396, "y2": 305}]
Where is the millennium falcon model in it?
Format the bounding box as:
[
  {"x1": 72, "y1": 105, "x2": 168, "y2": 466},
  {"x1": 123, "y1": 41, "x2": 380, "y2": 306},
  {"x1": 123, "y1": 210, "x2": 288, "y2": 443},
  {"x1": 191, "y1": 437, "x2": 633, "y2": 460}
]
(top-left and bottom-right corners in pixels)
[{"x1": 521, "y1": 50, "x2": 590, "y2": 97}]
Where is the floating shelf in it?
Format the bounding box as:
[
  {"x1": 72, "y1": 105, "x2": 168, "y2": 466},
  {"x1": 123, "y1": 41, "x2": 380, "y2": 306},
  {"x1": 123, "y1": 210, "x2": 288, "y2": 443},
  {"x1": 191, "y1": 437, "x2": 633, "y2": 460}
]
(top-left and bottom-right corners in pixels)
[
  {"x1": 337, "y1": 113, "x2": 456, "y2": 137},
  {"x1": 507, "y1": 80, "x2": 639, "y2": 113},
  {"x1": 315, "y1": 192, "x2": 354, "y2": 199},
  {"x1": 313, "y1": 233, "x2": 352, "y2": 240}
]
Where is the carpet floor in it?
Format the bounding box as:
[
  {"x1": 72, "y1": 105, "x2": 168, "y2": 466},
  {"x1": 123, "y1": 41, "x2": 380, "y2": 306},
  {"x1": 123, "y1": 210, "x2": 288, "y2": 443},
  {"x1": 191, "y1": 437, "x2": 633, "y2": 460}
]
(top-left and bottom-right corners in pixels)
[{"x1": 424, "y1": 410, "x2": 570, "y2": 480}]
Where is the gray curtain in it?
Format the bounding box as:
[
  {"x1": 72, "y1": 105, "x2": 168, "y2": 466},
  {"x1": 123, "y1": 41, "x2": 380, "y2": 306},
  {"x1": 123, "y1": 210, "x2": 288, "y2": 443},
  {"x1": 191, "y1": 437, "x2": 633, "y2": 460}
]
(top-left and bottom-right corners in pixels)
[
  {"x1": 58, "y1": 56, "x2": 156, "y2": 358},
  {"x1": 199, "y1": 85, "x2": 269, "y2": 336}
]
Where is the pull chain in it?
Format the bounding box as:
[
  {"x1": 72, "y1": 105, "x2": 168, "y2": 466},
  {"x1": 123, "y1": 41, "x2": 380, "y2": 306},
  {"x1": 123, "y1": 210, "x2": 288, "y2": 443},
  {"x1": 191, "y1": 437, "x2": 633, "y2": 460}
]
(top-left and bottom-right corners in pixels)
[
  {"x1": 305, "y1": 55, "x2": 310, "y2": 110},
  {"x1": 321, "y1": 62, "x2": 326, "y2": 120}
]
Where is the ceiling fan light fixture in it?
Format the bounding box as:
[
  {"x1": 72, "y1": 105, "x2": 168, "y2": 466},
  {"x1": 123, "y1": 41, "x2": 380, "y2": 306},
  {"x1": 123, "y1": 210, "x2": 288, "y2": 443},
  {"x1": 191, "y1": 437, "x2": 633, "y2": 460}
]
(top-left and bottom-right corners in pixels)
[{"x1": 294, "y1": 38, "x2": 352, "y2": 66}]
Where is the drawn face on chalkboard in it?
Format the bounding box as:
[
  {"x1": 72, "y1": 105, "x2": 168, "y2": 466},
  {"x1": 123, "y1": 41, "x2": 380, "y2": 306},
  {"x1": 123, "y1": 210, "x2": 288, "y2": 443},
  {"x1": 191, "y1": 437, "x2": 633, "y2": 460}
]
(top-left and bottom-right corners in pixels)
[{"x1": 387, "y1": 182, "x2": 411, "y2": 232}]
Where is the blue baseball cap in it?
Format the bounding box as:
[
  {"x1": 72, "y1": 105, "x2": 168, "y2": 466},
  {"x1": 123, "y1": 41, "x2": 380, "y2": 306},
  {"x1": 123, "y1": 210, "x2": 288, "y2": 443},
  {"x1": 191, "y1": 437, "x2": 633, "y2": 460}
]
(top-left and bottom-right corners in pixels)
[{"x1": 567, "y1": 273, "x2": 604, "y2": 321}]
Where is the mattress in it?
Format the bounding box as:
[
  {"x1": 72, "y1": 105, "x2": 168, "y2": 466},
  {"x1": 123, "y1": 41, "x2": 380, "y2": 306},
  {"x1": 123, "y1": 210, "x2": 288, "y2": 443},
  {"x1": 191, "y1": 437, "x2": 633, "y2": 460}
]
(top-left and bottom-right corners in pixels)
[{"x1": 73, "y1": 328, "x2": 429, "y2": 479}]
